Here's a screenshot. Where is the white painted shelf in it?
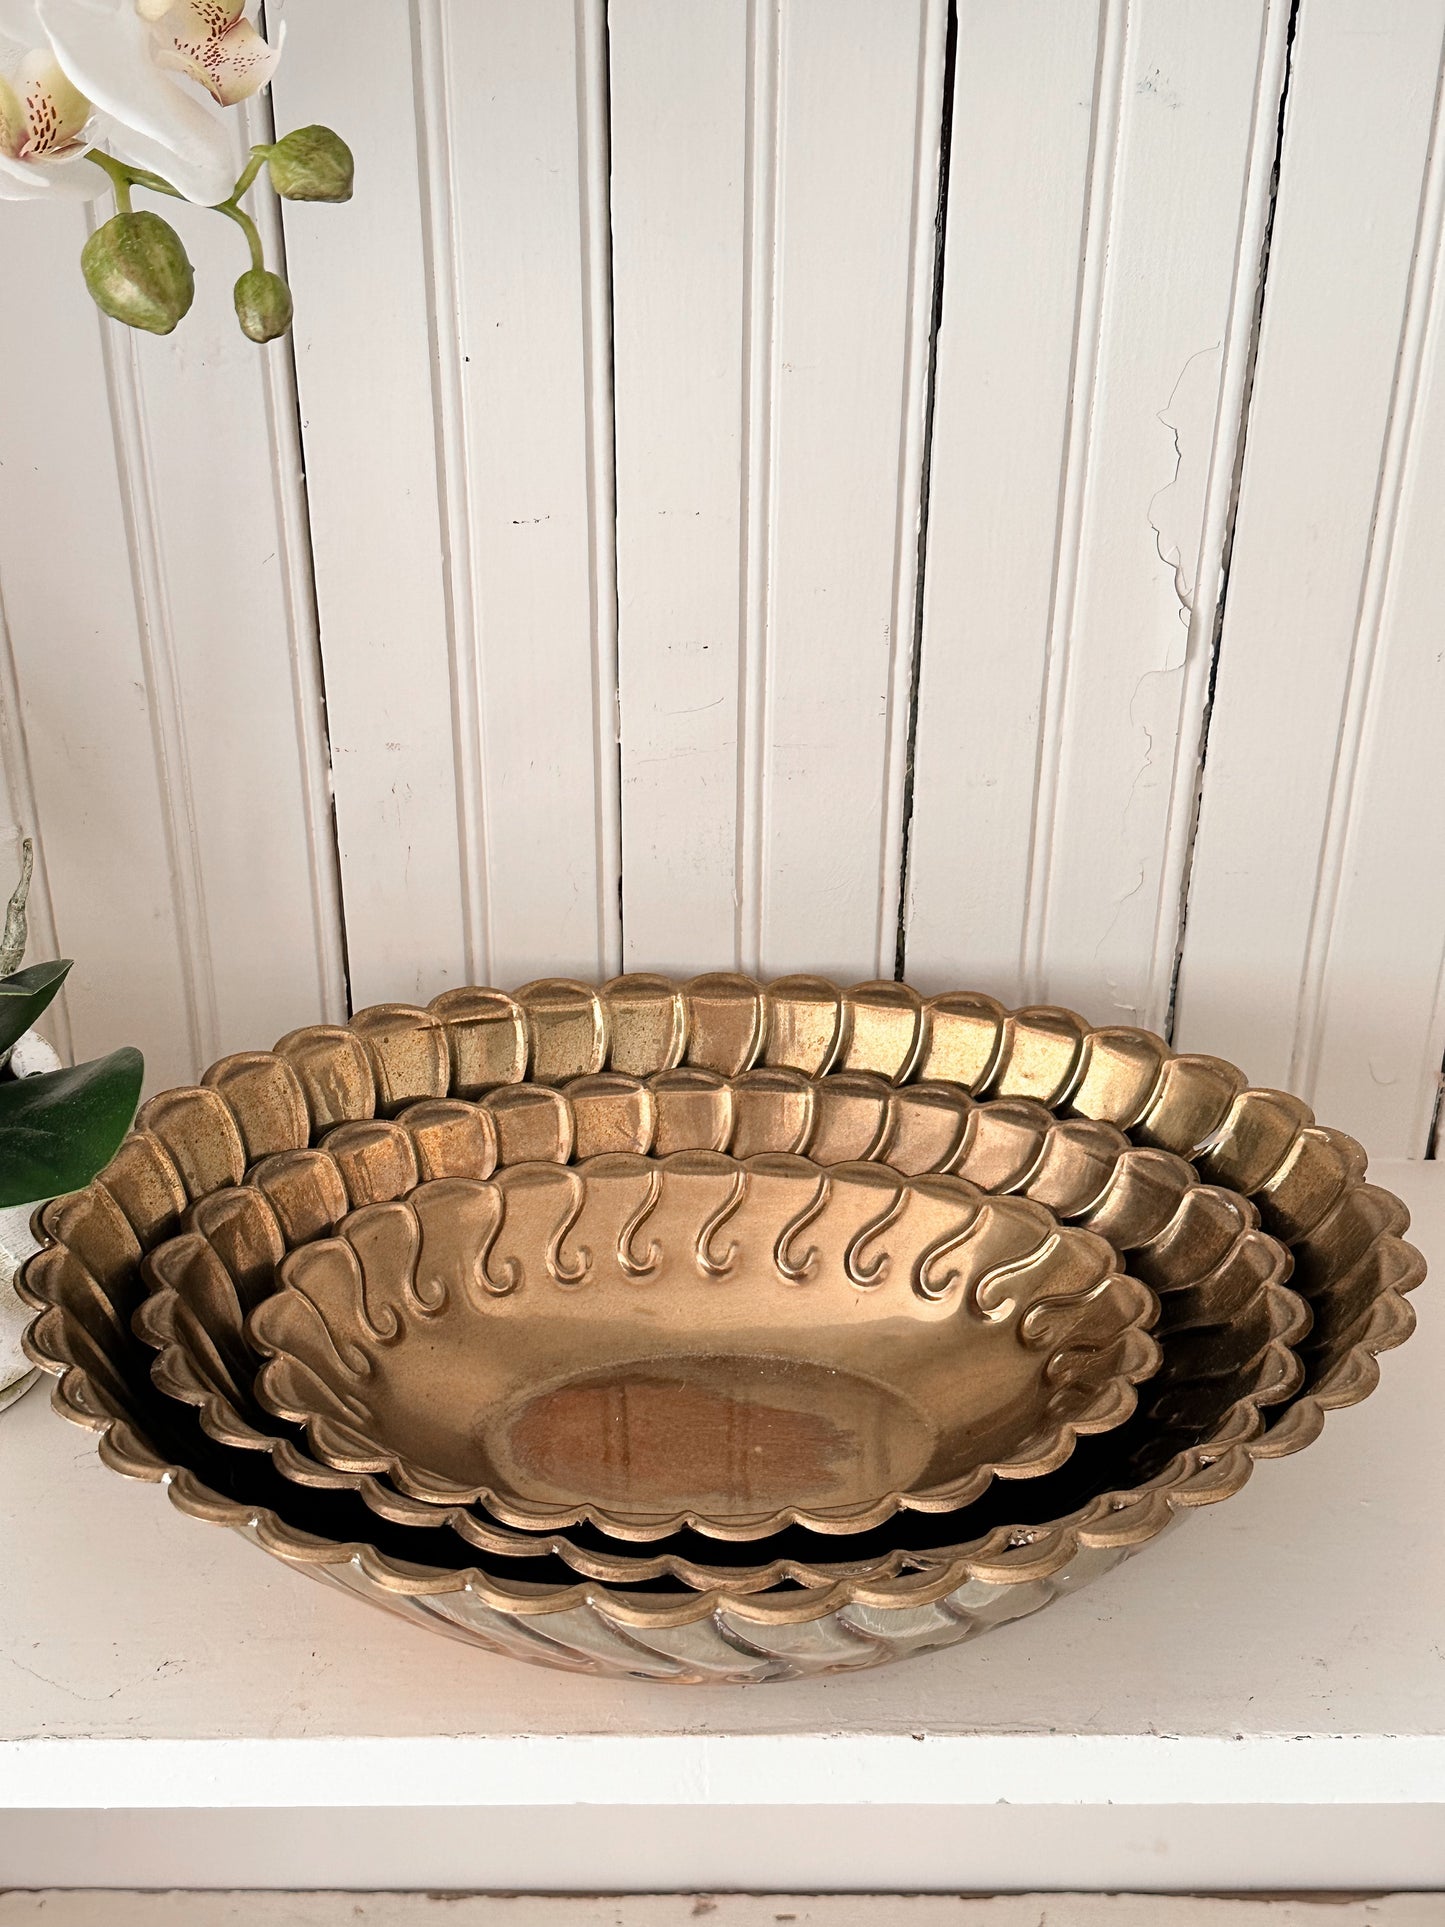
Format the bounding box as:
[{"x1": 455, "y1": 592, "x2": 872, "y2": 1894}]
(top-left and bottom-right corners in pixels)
[
  {"x1": 1, "y1": 1162, "x2": 1442, "y2": 1894},
  {"x1": 0, "y1": 1899, "x2": 1442, "y2": 1927}
]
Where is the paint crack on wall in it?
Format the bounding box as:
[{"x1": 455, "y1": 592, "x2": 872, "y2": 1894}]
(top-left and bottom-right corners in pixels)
[{"x1": 1147, "y1": 341, "x2": 1223, "y2": 631}]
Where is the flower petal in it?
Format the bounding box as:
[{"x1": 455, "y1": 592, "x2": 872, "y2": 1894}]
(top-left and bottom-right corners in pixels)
[
  {"x1": 101, "y1": 110, "x2": 221, "y2": 190},
  {"x1": 0, "y1": 138, "x2": 104, "y2": 194},
  {"x1": 0, "y1": 1, "x2": 45, "y2": 44},
  {"x1": 35, "y1": 0, "x2": 234, "y2": 202},
  {"x1": 13, "y1": 48, "x2": 89, "y2": 152},
  {"x1": 162, "y1": 0, "x2": 277, "y2": 107},
  {"x1": 0, "y1": 67, "x2": 22, "y2": 153},
  {"x1": 0, "y1": 146, "x2": 54, "y2": 191}
]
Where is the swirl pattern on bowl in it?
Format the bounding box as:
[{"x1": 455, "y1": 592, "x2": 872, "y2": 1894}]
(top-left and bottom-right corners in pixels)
[{"x1": 247, "y1": 1154, "x2": 1151, "y2": 1538}]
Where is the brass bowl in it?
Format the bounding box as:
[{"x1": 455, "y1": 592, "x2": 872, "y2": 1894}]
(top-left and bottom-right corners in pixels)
[
  {"x1": 19, "y1": 978, "x2": 1423, "y2": 1682},
  {"x1": 20, "y1": 1180, "x2": 1304, "y2": 1682},
  {"x1": 129, "y1": 1075, "x2": 1291, "y2": 1589},
  {"x1": 246, "y1": 1156, "x2": 1149, "y2": 1540}
]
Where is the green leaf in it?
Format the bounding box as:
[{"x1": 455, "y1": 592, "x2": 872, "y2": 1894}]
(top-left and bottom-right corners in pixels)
[
  {"x1": 0, "y1": 1046, "x2": 143, "y2": 1208},
  {"x1": 0, "y1": 958, "x2": 72, "y2": 1058}
]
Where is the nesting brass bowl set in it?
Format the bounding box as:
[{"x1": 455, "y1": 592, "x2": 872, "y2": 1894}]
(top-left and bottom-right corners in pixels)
[{"x1": 20, "y1": 976, "x2": 1424, "y2": 1683}]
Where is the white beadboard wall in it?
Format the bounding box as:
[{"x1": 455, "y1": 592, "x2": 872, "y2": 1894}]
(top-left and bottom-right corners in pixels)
[{"x1": 2, "y1": 0, "x2": 1443, "y2": 1157}]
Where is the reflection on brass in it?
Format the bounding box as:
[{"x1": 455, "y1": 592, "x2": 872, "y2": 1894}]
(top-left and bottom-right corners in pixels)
[
  {"x1": 246, "y1": 1156, "x2": 1151, "y2": 1539},
  {"x1": 19, "y1": 978, "x2": 1425, "y2": 1683}
]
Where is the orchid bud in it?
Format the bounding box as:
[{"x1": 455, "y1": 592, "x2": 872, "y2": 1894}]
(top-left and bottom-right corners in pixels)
[
  {"x1": 234, "y1": 268, "x2": 294, "y2": 343},
  {"x1": 267, "y1": 126, "x2": 354, "y2": 203},
  {"x1": 81, "y1": 212, "x2": 194, "y2": 335}
]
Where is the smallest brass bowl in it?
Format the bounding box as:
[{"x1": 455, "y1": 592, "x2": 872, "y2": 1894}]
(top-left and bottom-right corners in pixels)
[{"x1": 247, "y1": 1152, "x2": 1158, "y2": 1542}]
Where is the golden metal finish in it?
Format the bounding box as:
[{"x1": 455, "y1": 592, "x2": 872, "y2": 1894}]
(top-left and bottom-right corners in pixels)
[
  {"x1": 19, "y1": 977, "x2": 1425, "y2": 1682},
  {"x1": 127, "y1": 1075, "x2": 1288, "y2": 1589},
  {"x1": 245, "y1": 1156, "x2": 1150, "y2": 1538}
]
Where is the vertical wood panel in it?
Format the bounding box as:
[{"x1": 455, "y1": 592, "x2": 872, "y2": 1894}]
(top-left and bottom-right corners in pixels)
[
  {"x1": 104, "y1": 102, "x2": 348, "y2": 1060},
  {"x1": 0, "y1": 170, "x2": 342, "y2": 1088},
  {"x1": 902, "y1": 0, "x2": 1105, "y2": 999},
  {"x1": 906, "y1": 0, "x2": 1286, "y2": 1027},
  {"x1": 612, "y1": 0, "x2": 945, "y2": 979},
  {"x1": 270, "y1": 2, "x2": 465, "y2": 1008},
  {"x1": 97, "y1": 314, "x2": 219, "y2": 1073},
  {"x1": 876, "y1": 0, "x2": 955, "y2": 977},
  {"x1": 575, "y1": 0, "x2": 625, "y2": 985},
  {"x1": 611, "y1": 0, "x2": 748, "y2": 970},
  {"x1": 425, "y1": 0, "x2": 620, "y2": 985},
  {"x1": 0, "y1": 626, "x2": 72, "y2": 1063},
  {"x1": 754, "y1": 0, "x2": 947, "y2": 979},
  {"x1": 1173, "y1": 0, "x2": 1445, "y2": 1154},
  {"x1": 246, "y1": 93, "x2": 351, "y2": 1037},
  {"x1": 1308, "y1": 162, "x2": 1445, "y2": 1152},
  {"x1": 736, "y1": 0, "x2": 782, "y2": 979},
  {"x1": 275, "y1": 0, "x2": 620, "y2": 1001},
  {"x1": 1032, "y1": 0, "x2": 1283, "y2": 1030},
  {"x1": 0, "y1": 207, "x2": 197, "y2": 1090}
]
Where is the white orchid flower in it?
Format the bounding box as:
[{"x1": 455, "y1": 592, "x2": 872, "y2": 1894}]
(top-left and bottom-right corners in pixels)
[
  {"x1": 0, "y1": 43, "x2": 94, "y2": 196},
  {"x1": 152, "y1": 1, "x2": 277, "y2": 108},
  {"x1": 0, "y1": 0, "x2": 278, "y2": 206}
]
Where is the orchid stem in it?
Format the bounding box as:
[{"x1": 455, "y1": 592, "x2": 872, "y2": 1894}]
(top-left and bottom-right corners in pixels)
[
  {"x1": 84, "y1": 149, "x2": 269, "y2": 228},
  {"x1": 217, "y1": 201, "x2": 265, "y2": 274},
  {"x1": 127, "y1": 164, "x2": 183, "y2": 200},
  {"x1": 86, "y1": 145, "x2": 269, "y2": 273},
  {"x1": 86, "y1": 150, "x2": 133, "y2": 213},
  {"x1": 86, "y1": 152, "x2": 183, "y2": 206},
  {"x1": 216, "y1": 149, "x2": 271, "y2": 271},
  {"x1": 228, "y1": 146, "x2": 271, "y2": 203}
]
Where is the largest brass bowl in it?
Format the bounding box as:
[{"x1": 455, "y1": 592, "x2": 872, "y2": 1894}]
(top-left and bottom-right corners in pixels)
[{"x1": 20, "y1": 978, "x2": 1424, "y2": 1682}]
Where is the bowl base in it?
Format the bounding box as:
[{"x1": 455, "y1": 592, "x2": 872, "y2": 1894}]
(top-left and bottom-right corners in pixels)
[{"x1": 499, "y1": 1352, "x2": 937, "y2": 1523}]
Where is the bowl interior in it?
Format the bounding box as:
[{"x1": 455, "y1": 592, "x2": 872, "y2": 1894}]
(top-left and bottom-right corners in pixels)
[
  {"x1": 134, "y1": 1150, "x2": 1300, "y2": 1577},
  {"x1": 248, "y1": 1152, "x2": 1149, "y2": 1539}
]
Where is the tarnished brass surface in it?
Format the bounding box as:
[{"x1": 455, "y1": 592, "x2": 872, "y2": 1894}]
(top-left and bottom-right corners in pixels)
[
  {"x1": 128, "y1": 1076, "x2": 1288, "y2": 1589},
  {"x1": 244, "y1": 1157, "x2": 1149, "y2": 1539},
  {"x1": 19, "y1": 978, "x2": 1424, "y2": 1681}
]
